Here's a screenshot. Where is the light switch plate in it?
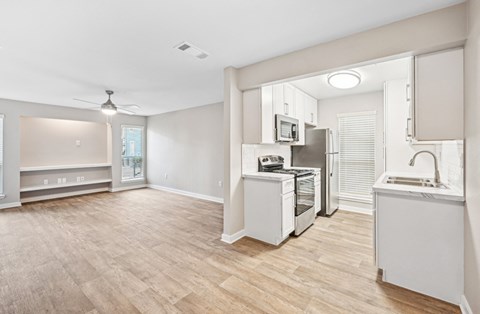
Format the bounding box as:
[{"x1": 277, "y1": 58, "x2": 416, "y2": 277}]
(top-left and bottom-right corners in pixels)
[
  {"x1": 75, "y1": 140, "x2": 81, "y2": 147},
  {"x1": 43, "y1": 179, "x2": 48, "y2": 185}
]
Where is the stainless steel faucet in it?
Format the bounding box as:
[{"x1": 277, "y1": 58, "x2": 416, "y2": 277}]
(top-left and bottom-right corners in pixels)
[{"x1": 408, "y1": 150, "x2": 441, "y2": 184}]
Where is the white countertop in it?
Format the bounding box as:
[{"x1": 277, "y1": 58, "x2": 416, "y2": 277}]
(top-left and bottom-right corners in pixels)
[
  {"x1": 373, "y1": 172, "x2": 464, "y2": 202},
  {"x1": 242, "y1": 172, "x2": 294, "y2": 181}
]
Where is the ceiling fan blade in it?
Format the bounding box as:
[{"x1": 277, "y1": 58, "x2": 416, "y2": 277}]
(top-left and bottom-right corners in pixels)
[
  {"x1": 73, "y1": 98, "x2": 101, "y2": 106},
  {"x1": 117, "y1": 108, "x2": 135, "y2": 115},
  {"x1": 118, "y1": 104, "x2": 140, "y2": 109}
]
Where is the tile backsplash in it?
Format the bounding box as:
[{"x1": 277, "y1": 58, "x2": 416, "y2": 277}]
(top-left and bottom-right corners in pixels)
[
  {"x1": 242, "y1": 144, "x2": 291, "y2": 174},
  {"x1": 436, "y1": 140, "x2": 464, "y2": 193}
]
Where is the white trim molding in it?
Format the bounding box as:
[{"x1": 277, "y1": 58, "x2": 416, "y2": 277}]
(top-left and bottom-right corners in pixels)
[
  {"x1": 110, "y1": 184, "x2": 147, "y2": 192},
  {"x1": 339, "y1": 204, "x2": 373, "y2": 215},
  {"x1": 21, "y1": 188, "x2": 109, "y2": 204},
  {"x1": 148, "y1": 184, "x2": 224, "y2": 204},
  {"x1": 0, "y1": 202, "x2": 22, "y2": 210},
  {"x1": 221, "y1": 229, "x2": 246, "y2": 244},
  {"x1": 460, "y1": 295, "x2": 473, "y2": 314}
]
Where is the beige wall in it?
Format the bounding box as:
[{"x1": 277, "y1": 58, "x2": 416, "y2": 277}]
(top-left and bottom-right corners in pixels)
[
  {"x1": 0, "y1": 98, "x2": 147, "y2": 207},
  {"x1": 146, "y1": 103, "x2": 224, "y2": 200},
  {"x1": 20, "y1": 117, "x2": 109, "y2": 167},
  {"x1": 223, "y1": 4, "x2": 468, "y2": 238},
  {"x1": 464, "y1": 0, "x2": 480, "y2": 312},
  {"x1": 223, "y1": 67, "x2": 244, "y2": 237},
  {"x1": 237, "y1": 4, "x2": 467, "y2": 90}
]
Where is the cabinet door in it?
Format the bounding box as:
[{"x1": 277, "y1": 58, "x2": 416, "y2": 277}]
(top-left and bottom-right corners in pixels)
[
  {"x1": 414, "y1": 48, "x2": 464, "y2": 140},
  {"x1": 292, "y1": 89, "x2": 305, "y2": 146},
  {"x1": 304, "y1": 96, "x2": 318, "y2": 127},
  {"x1": 282, "y1": 191, "x2": 295, "y2": 238},
  {"x1": 273, "y1": 84, "x2": 295, "y2": 117}
]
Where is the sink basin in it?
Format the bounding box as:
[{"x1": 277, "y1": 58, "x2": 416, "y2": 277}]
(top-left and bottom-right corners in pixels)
[
  {"x1": 384, "y1": 176, "x2": 448, "y2": 189},
  {"x1": 386, "y1": 176, "x2": 432, "y2": 183}
]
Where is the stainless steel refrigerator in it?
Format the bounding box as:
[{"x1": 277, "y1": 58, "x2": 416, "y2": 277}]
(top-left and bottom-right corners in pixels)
[{"x1": 291, "y1": 128, "x2": 339, "y2": 216}]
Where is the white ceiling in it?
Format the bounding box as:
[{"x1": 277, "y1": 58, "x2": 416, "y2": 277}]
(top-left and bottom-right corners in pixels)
[
  {"x1": 0, "y1": 0, "x2": 464, "y2": 116},
  {"x1": 291, "y1": 57, "x2": 410, "y2": 100}
]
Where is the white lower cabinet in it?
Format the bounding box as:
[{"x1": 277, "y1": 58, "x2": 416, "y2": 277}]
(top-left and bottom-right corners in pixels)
[
  {"x1": 375, "y1": 192, "x2": 463, "y2": 304},
  {"x1": 244, "y1": 177, "x2": 295, "y2": 245}
]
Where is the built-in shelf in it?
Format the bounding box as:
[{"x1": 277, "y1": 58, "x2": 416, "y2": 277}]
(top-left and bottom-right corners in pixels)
[
  {"x1": 20, "y1": 163, "x2": 112, "y2": 172},
  {"x1": 20, "y1": 179, "x2": 112, "y2": 192}
]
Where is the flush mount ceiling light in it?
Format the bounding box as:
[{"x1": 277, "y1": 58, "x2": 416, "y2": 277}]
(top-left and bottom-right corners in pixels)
[{"x1": 327, "y1": 70, "x2": 361, "y2": 89}]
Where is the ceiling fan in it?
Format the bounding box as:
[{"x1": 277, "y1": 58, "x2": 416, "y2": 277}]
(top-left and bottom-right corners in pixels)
[{"x1": 74, "y1": 90, "x2": 140, "y2": 115}]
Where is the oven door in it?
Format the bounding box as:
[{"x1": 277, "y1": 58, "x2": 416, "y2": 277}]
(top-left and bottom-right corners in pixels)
[
  {"x1": 275, "y1": 114, "x2": 299, "y2": 142},
  {"x1": 295, "y1": 174, "x2": 315, "y2": 216}
]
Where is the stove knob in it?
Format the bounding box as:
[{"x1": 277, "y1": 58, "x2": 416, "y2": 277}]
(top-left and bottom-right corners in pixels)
[{"x1": 262, "y1": 158, "x2": 268, "y2": 162}]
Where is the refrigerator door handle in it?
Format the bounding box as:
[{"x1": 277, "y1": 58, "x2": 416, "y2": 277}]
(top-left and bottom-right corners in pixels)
[{"x1": 325, "y1": 152, "x2": 339, "y2": 155}]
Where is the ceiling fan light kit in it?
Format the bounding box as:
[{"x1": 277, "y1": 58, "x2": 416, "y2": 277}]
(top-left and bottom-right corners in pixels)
[{"x1": 74, "y1": 90, "x2": 138, "y2": 115}]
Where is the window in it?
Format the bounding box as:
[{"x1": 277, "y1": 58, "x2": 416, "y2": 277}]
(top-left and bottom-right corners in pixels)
[
  {"x1": 0, "y1": 114, "x2": 3, "y2": 196},
  {"x1": 121, "y1": 125, "x2": 144, "y2": 181},
  {"x1": 337, "y1": 111, "x2": 376, "y2": 203}
]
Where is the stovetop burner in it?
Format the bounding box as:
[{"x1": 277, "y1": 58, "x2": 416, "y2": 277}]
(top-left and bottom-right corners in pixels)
[
  {"x1": 258, "y1": 155, "x2": 314, "y2": 177},
  {"x1": 272, "y1": 169, "x2": 313, "y2": 175}
]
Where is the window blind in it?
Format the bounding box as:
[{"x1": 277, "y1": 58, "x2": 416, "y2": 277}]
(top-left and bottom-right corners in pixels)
[{"x1": 337, "y1": 111, "x2": 376, "y2": 203}]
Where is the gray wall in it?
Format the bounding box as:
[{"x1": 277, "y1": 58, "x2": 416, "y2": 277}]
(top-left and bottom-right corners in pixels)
[
  {"x1": 464, "y1": 0, "x2": 480, "y2": 312},
  {"x1": 0, "y1": 98, "x2": 147, "y2": 206},
  {"x1": 147, "y1": 102, "x2": 223, "y2": 200},
  {"x1": 20, "y1": 117, "x2": 109, "y2": 166}
]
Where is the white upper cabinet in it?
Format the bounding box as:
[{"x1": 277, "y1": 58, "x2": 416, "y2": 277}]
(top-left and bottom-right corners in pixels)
[
  {"x1": 243, "y1": 83, "x2": 317, "y2": 145},
  {"x1": 304, "y1": 94, "x2": 318, "y2": 127},
  {"x1": 413, "y1": 48, "x2": 464, "y2": 141},
  {"x1": 273, "y1": 84, "x2": 296, "y2": 117},
  {"x1": 243, "y1": 86, "x2": 275, "y2": 144}
]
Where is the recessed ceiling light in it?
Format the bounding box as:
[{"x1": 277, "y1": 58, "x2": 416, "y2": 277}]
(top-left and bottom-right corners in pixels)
[
  {"x1": 327, "y1": 70, "x2": 361, "y2": 89},
  {"x1": 174, "y1": 41, "x2": 209, "y2": 60}
]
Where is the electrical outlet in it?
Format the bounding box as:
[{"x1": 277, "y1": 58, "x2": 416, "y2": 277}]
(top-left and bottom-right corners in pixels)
[
  {"x1": 57, "y1": 178, "x2": 62, "y2": 184},
  {"x1": 77, "y1": 177, "x2": 81, "y2": 182},
  {"x1": 43, "y1": 179, "x2": 48, "y2": 185},
  {"x1": 62, "y1": 178, "x2": 67, "y2": 184},
  {"x1": 218, "y1": 180, "x2": 223, "y2": 187},
  {"x1": 80, "y1": 176, "x2": 85, "y2": 181},
  {"x1": 75, "y1": 140, "x2": 81, "y2": 147}
]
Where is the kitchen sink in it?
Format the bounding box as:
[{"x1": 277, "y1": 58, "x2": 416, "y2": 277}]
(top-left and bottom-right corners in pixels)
[{"x1": 383, "y1": 176, "x2": 448, "y2": 189}]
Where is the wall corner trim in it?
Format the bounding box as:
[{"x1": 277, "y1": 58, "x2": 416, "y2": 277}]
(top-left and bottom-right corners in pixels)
[
  {"x1": 460, "y1": 295, "x2": 473, "y2": 314},
  {"x1": 339, "y1": 204, "x2": 373, "y2": 215},
  {"x1": 0, "y1": 202, "x2": 22, "y2": 210},
  {"x1": 110, "y1": 184, "x2": 147, "y2": 192},
  {"x1": 221, "y1": 229, "x2": 246, "y2": 244},
  {"x1": 147, "y1": 184, "x2": 224, "y2": 204}
]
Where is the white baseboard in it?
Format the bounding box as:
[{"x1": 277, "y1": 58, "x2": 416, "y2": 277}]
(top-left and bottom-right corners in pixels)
[
  {"x1": 339, "y1": 204, "x2": 373, "y2": 215},
  {"x1": 21, "y1": 187, "x2": 109, "y2": 204},
  {"x1": 460, "y1": 295, "x2": 473, "y2": 314},
  {"x1": 221, "y1": 229, "x2": 246, "y2": 244},
  {"x1": 148, "y1": 184, "x2": 224, "y2": 204},
  {"x1": 0, "y1": 202, "x2": 22, "y2": 210},
  {"x1": 110, "y1": 184, "x2": 147, "y2": 192}
]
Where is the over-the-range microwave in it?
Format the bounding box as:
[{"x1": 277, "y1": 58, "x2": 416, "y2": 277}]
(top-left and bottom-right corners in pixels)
[{"x1": 275, "y1": 114, "x2": 299, "y2": 142}]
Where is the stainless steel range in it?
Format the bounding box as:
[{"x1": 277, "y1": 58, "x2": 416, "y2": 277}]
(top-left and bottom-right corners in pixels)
[{"x1": 258, "y1": 155, "x2": 316, "y2": 236}]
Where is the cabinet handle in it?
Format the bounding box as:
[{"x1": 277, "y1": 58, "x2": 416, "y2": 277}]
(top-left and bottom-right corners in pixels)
[
  {"x1": 311, "y1": 113, "x2": 314, "y2": 123},
  {"x1": 405, "y1": 118, "x2": 412, "y2": 141},
  {"x1": 406, "y1": 84, "x2": 411, "y2": 102},
  {"x1": 284, "y1": 103, "x2": 288, "y2": 115}
]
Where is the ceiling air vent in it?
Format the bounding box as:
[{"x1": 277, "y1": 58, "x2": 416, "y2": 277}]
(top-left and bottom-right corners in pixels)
[{"x1": 174, "y1": 41, "x2": 209, "y2": 60}]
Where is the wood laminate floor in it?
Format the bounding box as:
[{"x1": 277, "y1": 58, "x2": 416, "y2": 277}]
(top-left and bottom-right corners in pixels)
[{"x1": 0, "y1": 188, "x2": 460, "y2": 313}]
